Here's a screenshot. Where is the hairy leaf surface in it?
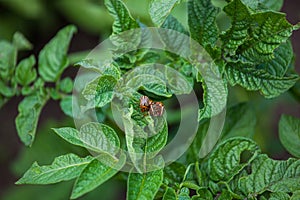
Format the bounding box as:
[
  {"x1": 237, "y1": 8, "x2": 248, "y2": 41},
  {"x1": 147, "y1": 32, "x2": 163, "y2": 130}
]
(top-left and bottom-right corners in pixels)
[
  {"x1": 16, "y1": 154, "x2": 93, "y2": 184},
  {"x1": 239, "y1": 154, "x2": 300, "y2": 196},
  {"x1": 188, "y1": 0, "x2": 220, "y2": 48},
  {"x1": 15, "y1": 55, "x2": 37, "y2": 86},
  {"x1": 105, "y1": 0, "x2": 138, "y2": 34},
  {"x1": 208, "y1": 137, "x2": 260, "y2": 182},
  {"x1": 127, "y1": 169, "x2": 163, "y2": 200},
  {"x1": 16, "y1": 91, "x2": 49, "y2": 146},
  {"x1": 38, "y1": 25, "x2": 76, "y2": 82},
  {"x1": 71, "y1": 153, "x2": 126, "y2": 199},
  {"x1": 149, "y1": 0, "x2": 181, "y2": 26},
  {"x1": 53, "y1": 122, "x2": 120, "y2": 155},
  {"x1": 279, "y1": 115, "x2": 300, "y2": 158},
  {"x1": 226, "y1": 63, "x2": 299, "y2": 98}
]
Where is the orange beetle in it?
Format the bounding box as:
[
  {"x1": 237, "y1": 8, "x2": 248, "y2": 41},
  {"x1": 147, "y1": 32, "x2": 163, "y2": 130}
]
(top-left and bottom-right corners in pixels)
[
  {"x1": 149, "y1": 101, "x2": 164, "y2": 117},
  {"x1": 139, "y1": 95, "x2": 164, "y2": 117},
  {"x1": 139, "y1": 95, "x2": 152, "y2": 112}
]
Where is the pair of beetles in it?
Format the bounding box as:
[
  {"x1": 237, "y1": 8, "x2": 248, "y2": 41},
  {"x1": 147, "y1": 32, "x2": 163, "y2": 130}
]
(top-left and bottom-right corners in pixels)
[{"x1": 139, "y1": 96, "x2": 164, "y2": 117}]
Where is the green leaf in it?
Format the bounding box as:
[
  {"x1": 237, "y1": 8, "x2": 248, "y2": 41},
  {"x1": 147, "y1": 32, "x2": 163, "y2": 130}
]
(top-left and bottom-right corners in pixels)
[
  {"x1": 21, "y1": 86, "x2": 33, "y2": 96},
  {"x1": 181, "y1": 164, "x2": 205, "y2": 192},
  {"x1": 149, "y1": 0, "x2": 181, "y2": 26},
  {"x1": 59, "y1": 77, "x2": 73, "y2": 93},
  {"x1": 0, "y1": 79, "x2": 15, "y2": 97},
  {"x1": 138, "y1": 51, "x2": 160, "y2": 64},
  {"x1": 15, "y1": 55, "x2": 37, "y2": 86},
  {"x1": 49, "y1": 88, "x2": 61, "y2": 100},
  {"x1": 194, "y1": 68, "x2": 228, "y2": 157},
  {"x1": 143, "y1": 120, "x2": 168, "y2": 155},
  {"x1": 222, "y1": 1, "x2": 296, "y2": 64},
  {"x1": 16, "y1": 154, "x2": 93, "y2": 184},
  {"x1": 126, "y1": 74, "x2": 172, "y2": 97},
  {"x1": 125, "y1": 65, "x2": 193, "y2": 97},
  {"x1": 164, "y1": 162, "x2": 186, "y2": 186},
  {"x1": 187, "y1": 121, "x2": 209, "y2": 161},
  {"x1": 218, "y1": 190, "x2": 233, "y2": 200},
  {"x1": 238, "y1": 154, "x2": 300, "y2": 196},
  {"x1": 227, "y1": 168, "x2": 248, "y2": 197},
  {"x1": 60, "y1": 95, "x2": 73, "y2": 118},
  {"x1": 221, "y1": 103, "x2": 256, "y2": 140},
  {"x1": 239, "y1": 11, "x2": 295, "y2": 63},
  {"x1": 167, "y1": 57, "x2": 196, "y2": 88},
  {"x1": 71, "y1": 153, "x2": 126, "y2": 199},
  {"x1": 279, "y1": 115, "x2": 300, "y2": 158},
  {"x1": 198, "y1": 66, "x2": 228, "y2": 121},
  {"x1": 13, "y1": 32, "x2": 32, "y2": 50},
  {"x1": 269, "y1": 192, "x2": 290, "y2": 200},
  {"x1": 208, "y1": 137, "x2": 260, "y2": 182},
  {"x1": 259, "y1": 41, "x2": 293, "y2": 77},
  {"x1": 160, "y1": 15, "x2": 190, "y2": 55},
  {"x1": 166, "y1": 66, "x2": 194, "y2": 95},
  {"x1": 16, "y1": 91, "x2": 49, "y2": 146},
  {"x1": 196, "y1": 188, "x2": 213, "y2": 200},
  {"x1": 163, "y1": 187, "x2": 176, "y2": 200},
  {"x1": 161, "y1": 15, "x2": 188, "y2": 35},
  {"x1": 127, "y1": 169, "x2": 163, "y2": 200},
  {"x1": 76, "y1": 59, "x2": 121, "y2": 79},
  {"x1": 198, "y1": 81, "x2": 211, "y2": 121},
  {"x1": 208, "y1": 181, "x2": 220, "y2": 195},
  {"x1": 188, "y1": 0, "x2": 220, "y2": 48},
  {"x1": 33, "y1": 78, "x2": 45, "y2": 90},
  {"x1": 259, "y1": 0, "x2": 284, "y2": 11},
  {"x1": 123, "y1": 108, "x2": 141, "y2": 170},
  {"x1": 0, "y1": 41, "x2": 17, "y2": 81},
  {"x1": 221, "y1": 0, "x2": 251, "y2": 56},
  {"x1": 104, "y1": 0, "x2": 138, "y2": 34},
  {"x1": 239, "y1": 0, "x2": 259, "y2": 10},
  {"x1": 122, "y1": 106, "x2": 167, "y2": 172},
  {"x1": 134, "y1": 23, "x2": 152, "y2": 50},
  {"x1": 38, "y1": 25, "x2": 77, "y2": 82},
  {"x1": 82, "y1": 75, "x2": 117, "y2": 108},
  {"x1": 194, "y1": 166, "x2": 208, "y2": 189},
  {"x1": 291, "y1": 190, "x2": 300, "y2": 200},
  {"x1": 53, "y1": 122, "x2": 120, "y2": 155},
  {"x1": 241, "y1": 0, "x2": 284, "y2": 11},
  {"x1": 226, "y1": 63, "x2": 299, "y2": 98},
  {"x1": 181, "y1": 181, "x2": 200, "y2": 191}
]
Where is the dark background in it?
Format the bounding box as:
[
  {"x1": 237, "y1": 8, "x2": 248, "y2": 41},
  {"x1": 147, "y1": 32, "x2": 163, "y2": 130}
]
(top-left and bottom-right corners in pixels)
[{"x1": 0, "y1": 0, "x2": 300, "y2": 199}]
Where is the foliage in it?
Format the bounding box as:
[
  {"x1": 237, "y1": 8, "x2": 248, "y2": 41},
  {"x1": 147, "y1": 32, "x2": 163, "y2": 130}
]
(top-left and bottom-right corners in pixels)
[
  {"x1": 1, "y1": 25, "x2": 77, "y2": 146},
  {"x1": 1, "y1": 0, "x2": 300, "y2": 199}
]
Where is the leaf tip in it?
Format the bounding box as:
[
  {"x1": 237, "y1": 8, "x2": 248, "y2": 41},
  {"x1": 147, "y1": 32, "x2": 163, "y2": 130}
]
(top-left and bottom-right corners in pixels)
[
  {"x1": 66, "y1": 24, "x2": 78, "y2": 34},
  {"x1": 15, "y1": 179, "x2": 23, "y2": 185},
  {"x1": 70, "y1": 193, "x2": 79, "y2": 200},
  {"x1": 51, "y1": 127, "x2": 59, "y2": 133},
  {"x1": 293, "y1": 22, "x2": 300, "y2": 30}
]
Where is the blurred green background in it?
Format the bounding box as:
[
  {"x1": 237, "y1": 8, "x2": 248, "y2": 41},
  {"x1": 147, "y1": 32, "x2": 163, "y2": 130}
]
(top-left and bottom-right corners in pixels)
[{"x1": 0, "y1": 0, "x2": 300, "y2": 199}]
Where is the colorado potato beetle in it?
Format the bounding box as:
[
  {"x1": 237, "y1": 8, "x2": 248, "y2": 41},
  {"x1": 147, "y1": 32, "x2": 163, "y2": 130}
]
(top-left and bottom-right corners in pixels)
[
  {"x1": 139, "y1": 95, "x2": 164, "y2": 117},
  {"x1": 149, "y1": 101, "x2": 164, "y2": 117}
]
